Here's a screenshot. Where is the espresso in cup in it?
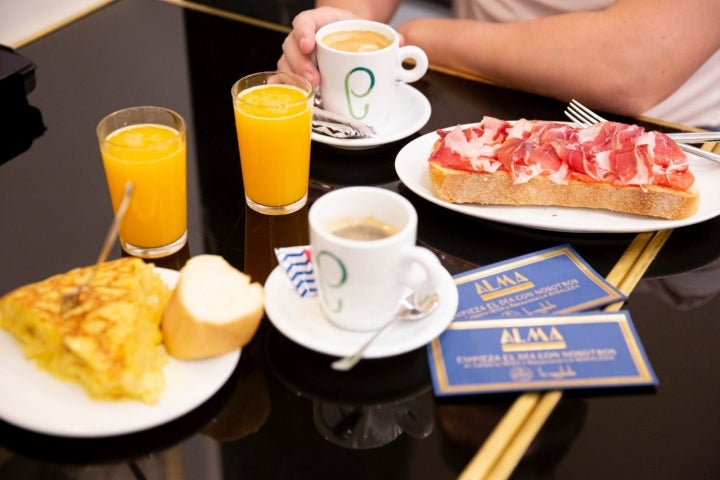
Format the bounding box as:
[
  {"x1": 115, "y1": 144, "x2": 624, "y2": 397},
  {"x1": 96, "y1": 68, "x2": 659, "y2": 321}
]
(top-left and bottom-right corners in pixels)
[
  {"x1": 329, "y1": 216, "x2": 399, "y2": 241},
  {"x1": 315, "y1": 20, "x2": 428, "y2": 129},
  {"x1": 321, "y1": 30, "x2": 393, "y2": 53},
  {"x1": 309, "y1": 186, "x2": 444, "y2": 331}
]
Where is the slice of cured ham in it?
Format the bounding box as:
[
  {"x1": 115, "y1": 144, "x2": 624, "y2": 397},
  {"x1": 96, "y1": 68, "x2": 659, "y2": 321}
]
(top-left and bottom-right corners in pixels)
[{"x1": 430, "y1": 117, "x2": 694, "y2": 191}]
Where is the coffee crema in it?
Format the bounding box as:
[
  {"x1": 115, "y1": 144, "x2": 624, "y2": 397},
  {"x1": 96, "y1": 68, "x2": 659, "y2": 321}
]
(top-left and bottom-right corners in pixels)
[
  {"x1": 321, "y1": 30, "x2": 393, "y2": 53},
  {"x1": 329, "y1": 216, "x2": 399, "y2": 241}
]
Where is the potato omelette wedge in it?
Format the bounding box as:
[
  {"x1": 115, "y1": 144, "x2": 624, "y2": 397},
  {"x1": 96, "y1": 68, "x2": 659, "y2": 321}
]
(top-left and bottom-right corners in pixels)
[{"x1": 0, "y1": 257, "x2": 172, "y2": 404}]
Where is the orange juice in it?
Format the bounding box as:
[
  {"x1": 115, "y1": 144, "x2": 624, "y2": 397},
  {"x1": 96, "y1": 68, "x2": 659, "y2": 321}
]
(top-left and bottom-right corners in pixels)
[
  {"x1": 100, "y1": 123, "x2": 186, "y2": 248},
  {"x1": 233, "y1": 82, "x2": 313, "y2": 211}
]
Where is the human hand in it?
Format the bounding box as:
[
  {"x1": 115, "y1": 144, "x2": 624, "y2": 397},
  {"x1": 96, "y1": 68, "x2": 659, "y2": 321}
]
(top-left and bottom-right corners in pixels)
[{"x1": 278, "y1": 7, "x2": 359, "y2": 88}]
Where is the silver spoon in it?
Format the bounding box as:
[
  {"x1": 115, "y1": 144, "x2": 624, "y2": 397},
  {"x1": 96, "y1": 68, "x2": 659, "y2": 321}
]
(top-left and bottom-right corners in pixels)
[
  {"x1": 60, "y1": 182, "x2": 134, "y2": 315},
  {"x1": 312, "y1": 106, "x2": 376, "y2": 139},
  {"x1": 331, "y1": 292, "x2": 440, "y2": 371}
]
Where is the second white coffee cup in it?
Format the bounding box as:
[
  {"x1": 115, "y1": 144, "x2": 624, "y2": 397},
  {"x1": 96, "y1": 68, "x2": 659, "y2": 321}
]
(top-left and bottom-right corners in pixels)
[
  {"x1": 309, "y1": 186, "x2": 444, "y2": 331},
  {"x1": 315, "y1": 19, "x2": 428, "y2": 129}
]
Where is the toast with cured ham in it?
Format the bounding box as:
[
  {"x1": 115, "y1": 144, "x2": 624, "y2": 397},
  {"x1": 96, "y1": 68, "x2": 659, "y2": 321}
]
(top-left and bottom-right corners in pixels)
[{"x1": 427, "y1": 117, "x2": 699, "y2": 220}]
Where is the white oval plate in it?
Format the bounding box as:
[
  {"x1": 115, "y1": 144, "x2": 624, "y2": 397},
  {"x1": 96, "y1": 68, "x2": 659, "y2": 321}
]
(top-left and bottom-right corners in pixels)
[
  {"x1": 0, "y1": 268, "x2": 241, "y2": 437},
  {"x1": 395, "y1": 124, "x2": 720, "y2": 233}
]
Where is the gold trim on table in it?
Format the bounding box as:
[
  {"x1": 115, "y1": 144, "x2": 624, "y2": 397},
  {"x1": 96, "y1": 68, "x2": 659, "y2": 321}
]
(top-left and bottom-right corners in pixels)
[
  {"x1": 159, "y1": 0, "x2": 291, "y2": 34},
  {"x1": 459, "y1": 229, "x2": 672, "y2": 479}
]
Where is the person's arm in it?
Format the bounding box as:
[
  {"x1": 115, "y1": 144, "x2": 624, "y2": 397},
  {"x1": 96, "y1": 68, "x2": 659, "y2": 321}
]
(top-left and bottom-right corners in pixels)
[
  {"x1": 398, "y1": 0, "x2": 720, "y2": 116},
  {"x1": 278, "y1": 1, "x2": 402, "y2": 87},
  {"x1": 316, "y1": 0, "x2": 400, "y2": 22}
]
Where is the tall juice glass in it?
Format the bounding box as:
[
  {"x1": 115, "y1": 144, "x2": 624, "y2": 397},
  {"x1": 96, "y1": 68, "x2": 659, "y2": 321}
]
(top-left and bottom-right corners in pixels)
[
  {"x1": 231, "y1": 71, "x2": 314, "y2": 215},
  {"x1": 97, "y1": 106, "x2": 187, "y2": 258}
]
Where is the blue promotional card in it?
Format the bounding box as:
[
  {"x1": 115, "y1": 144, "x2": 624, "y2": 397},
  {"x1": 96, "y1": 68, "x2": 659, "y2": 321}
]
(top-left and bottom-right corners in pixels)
[
  {"x1": 453, "y1": 244, "x2": 625, "y2": 321},
  {"x1": 429, "y1": 311, "x2": 658, "y2": 395}
]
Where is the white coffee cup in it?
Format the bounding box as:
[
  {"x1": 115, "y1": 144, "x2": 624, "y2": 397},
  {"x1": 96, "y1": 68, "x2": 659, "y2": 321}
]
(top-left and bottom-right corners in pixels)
[
  {"x1": 315, "y1": 19, "x2": 428, "y2": 129},
  {"x1": 309, "y1": 186, "x2": 444, "y2": 331}
]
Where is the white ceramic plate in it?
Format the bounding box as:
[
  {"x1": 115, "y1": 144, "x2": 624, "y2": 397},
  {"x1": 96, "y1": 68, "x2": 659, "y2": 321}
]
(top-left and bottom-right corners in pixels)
[
  {"x1": 263, "y1": 265, "x2": 458, "y2": 358},
  {"x1": 311, "y1": 84, "x2": 431, "y2": 150},
  {"x1": 0, "y1": 268, "x2": 240, "y2": 437},
  {"x1": 395, "y1": 124, "x2": 720, "y2": 233}
]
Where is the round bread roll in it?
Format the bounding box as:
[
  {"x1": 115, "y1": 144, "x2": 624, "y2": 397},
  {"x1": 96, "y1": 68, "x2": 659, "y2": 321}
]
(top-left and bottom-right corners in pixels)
[{"x1": 162, "y1": 255, "x2": 264, "y2": 359}]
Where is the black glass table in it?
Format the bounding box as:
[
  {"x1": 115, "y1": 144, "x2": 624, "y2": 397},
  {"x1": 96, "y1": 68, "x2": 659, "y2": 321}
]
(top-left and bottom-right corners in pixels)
[{"x1": 1, "y1": 1, "x2": 719, "y2": 479}]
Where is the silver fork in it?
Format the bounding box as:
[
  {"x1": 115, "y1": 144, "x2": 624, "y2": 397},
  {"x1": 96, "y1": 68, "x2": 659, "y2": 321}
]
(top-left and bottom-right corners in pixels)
[
  {"x1": 564, "y1": 99, "x2": 720, "y2": 164},
  {"x1": 60, "y1": 182, "x2": 134, "y2": 315}
]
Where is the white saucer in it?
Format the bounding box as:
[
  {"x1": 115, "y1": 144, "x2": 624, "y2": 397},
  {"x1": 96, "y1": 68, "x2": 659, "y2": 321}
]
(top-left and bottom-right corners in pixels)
[
  {"x1": 311, "y1": 84, "x2": 431, "y2": 150},
  {"x1": 263, "y1": 265, "x2": 459, "y2": 358}
]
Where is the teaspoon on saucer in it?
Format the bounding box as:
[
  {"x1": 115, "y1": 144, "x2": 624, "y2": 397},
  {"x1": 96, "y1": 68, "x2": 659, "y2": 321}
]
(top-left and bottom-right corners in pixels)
[
  {"x1": 312, "y1": 107, "x2": 376, "y2": 139},
  {"x1": 330, "y1": 292, "x2": 439, "y2": 371}
]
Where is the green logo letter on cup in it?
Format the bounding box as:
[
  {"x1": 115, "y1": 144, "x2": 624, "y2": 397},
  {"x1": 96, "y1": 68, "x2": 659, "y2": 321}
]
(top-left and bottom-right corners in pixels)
[
  {"x1": 309, "y1": 186, "x2": 444, "y2": 332},
  {"x1": 316, "y1": 20, "x2": 428, "y2": 130},
  {"x1": 344, "y1": 67, "x2": 375, "y2": 120}
]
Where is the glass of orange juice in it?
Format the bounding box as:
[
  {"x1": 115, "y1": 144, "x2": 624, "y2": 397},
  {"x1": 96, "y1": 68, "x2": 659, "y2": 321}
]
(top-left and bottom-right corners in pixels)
[
  {"x1": 97, "y1": 106, "x2": 187, "y2": 258},
  {"x1": 231, "y1": 71, "x2": 314, "y2": 215}
]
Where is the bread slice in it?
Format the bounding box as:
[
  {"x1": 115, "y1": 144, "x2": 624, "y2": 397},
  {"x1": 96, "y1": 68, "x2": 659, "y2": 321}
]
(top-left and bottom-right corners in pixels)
[
  {"x1": 429, "y1": 161, "x2": 700, "y2": 220},
  {"x1": 162, "y1": 255, "x2": 264, "y2": 359}
]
